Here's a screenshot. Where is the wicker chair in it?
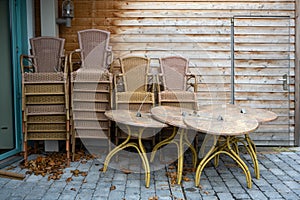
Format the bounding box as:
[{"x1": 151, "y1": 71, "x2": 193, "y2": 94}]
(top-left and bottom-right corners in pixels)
[
  {"x1": 69, "y1": 29, "x2": 112, "y2": 71},
  {"x1": 158, "y1": 56, "x2": 198, "y2": 107},
  {"x1": 69, "y1": 29, "x2": 113, "y2": 161},
  {"x1": 20, "y1": 36, "x2": 70, "y2": 165},
  {"x1": 157, "y1": 56, "x2": 199, "y2": 149},
  {"x1": 114, "y1": 56, "x2": 156, "y2": 146}
]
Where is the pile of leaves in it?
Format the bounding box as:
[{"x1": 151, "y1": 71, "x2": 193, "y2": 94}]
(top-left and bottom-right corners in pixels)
[
  {"x1": 20, "y1": 153, "x2": 68, "y2": 181},
  {"x1": 72, "y1": 150, "x2": 96, "y2": 162},
  {"x1": 20, "y1": 151, "x2": 97, "y2": 181}
]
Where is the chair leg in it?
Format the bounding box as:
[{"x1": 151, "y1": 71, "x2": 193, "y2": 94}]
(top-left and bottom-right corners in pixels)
[
  {"x1": 72, "y1": 135, "x2": 76, "y2": 162},
  {"x1": 66, "y1": 139, "x2": 70, "y2": 166},
  {"x1": 23, "y1": 141, "x2": 28, "y2": 162}
]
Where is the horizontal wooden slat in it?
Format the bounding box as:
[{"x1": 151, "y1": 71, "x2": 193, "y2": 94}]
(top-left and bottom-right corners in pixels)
[{"x1": 115, "y1": 2, "x2": 295, "y2": 10}]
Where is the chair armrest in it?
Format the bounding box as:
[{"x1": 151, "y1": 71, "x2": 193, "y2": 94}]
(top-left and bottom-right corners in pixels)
[
  {"x1": 20, "y1": 54, "x2": 35, "y2": 73},
  {"x1": 63, "y1": 54, "x2": 69, "y2": 74},
  {"x1": 114, "y1": 73, "x2": 124, "y2": 93},
  {"x1": 186, "y1": 72, "x2": 196, "y2": 77},
  {"x1": 69, "y1": 49, "x2": 81, "y2": 72},
  {"x1": 186, "y1": 73, "x2": 198, "y2": 92},
  {"x1": 106, "y1": 46, "x2": 113, "y2": 69}
]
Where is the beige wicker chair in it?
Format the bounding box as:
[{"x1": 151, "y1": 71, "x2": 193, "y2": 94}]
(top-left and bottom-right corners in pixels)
[
  {"x1": 20, "y1": 36, "x2": 70, "y2": 165},
  {"x1": 157, "y1": 56, "x2": 199, "y2": 148},
  {"x1": 69, "y1": 29, "x2": 113, "y2": 161},
  {"x1": 114, "y1": 56, "x2": 156, "y2": 146},
  {"x1": 69, "y1": 29, "x2": 112, "y2": 71}
]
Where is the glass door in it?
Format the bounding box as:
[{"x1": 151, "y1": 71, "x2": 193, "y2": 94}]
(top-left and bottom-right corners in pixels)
[{"x1": 0, "y1": 0, "x2": 15, "y2": 153}]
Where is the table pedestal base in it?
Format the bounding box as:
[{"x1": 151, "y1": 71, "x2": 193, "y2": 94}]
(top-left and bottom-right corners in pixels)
[
  {"x1": 102, "y1": 126, "x2": 151, "y2": 188},
  {"x1": 151, "y1": 127, "x2": 197, "y2": 184},
  {"x1": 196, "y1": 135, "x2": 252, "y2": 189}
]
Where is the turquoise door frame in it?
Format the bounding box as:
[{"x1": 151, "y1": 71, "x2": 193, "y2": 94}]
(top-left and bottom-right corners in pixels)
[{"x1": 0, "y1": 0, "x2": 27, "y2": 160}]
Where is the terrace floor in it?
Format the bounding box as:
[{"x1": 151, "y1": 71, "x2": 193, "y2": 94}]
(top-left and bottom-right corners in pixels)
[{"x1": 0, "y1": 146, "x2": 299, "y2": 200}]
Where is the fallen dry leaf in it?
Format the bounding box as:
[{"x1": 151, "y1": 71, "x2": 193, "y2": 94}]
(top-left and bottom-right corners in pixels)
[
  {"x1": 148, "y1": 196, "x2": 159, "y2": 200},
  {"x1": 121, "y1": 168, "x2": 132, "y2": 174},
  {"x1": 183, "y1": 177, "x2": 190, "y2": 182},
  {"x1": 71, "y1": 169, "x2": 80, "y2": 177},
  {"x1": 80, "y1": 171, "x2": 88, "y2": 177},
  {"x1": 70, "y1": 188, "x2": 76, "y2": 191},
  {"x1": 168, "y1": 165, "x2": 175, "y2": 170},
  {"x1": 110, "y1": 185, "x2": 116, "y2": 191},
  {"x1": 198, "y1": 184, "x2": 203, "y2": 190},
  {"x1": 66, "y1": 177, "x2": 73, "y2": 182}
]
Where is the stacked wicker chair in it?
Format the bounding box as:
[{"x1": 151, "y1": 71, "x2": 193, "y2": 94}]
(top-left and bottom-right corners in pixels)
[
  {"x1": 69, "y1": 29, "x2": 113, "y2": 161},
  {"x1": 114, "y1": 56, "x2": 156, "y2": 146},
  {"x1": 158, "y1": 56, "x2": 198, "y2": 109},
  {"x1": 157, "y1": 56, "x2": 199, "y2": 149},
  {"x1": 21, "y1": 36, "x2": 70, "y2": 165}
]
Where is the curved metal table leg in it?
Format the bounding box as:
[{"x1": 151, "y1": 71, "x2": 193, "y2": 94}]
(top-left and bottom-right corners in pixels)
[
  {"x1": 103, "y1": 125, "x2": 151, "y2": 187},
  {"x1": 150, "y1": 127, "x2": 176, "y2": 162},
  {"x1": 195, "y1": 135, "x2": 252, "y2": 189}
]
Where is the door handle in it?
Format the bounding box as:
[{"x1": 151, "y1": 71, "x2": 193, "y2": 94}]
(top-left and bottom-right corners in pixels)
[{"x1": 277, "y1": 74, "x2": 288, "y2": 90}]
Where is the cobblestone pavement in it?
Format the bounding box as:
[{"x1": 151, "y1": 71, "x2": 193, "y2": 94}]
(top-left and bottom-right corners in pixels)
[{"x1": 0, "y1": 147, "x2": 299, "y2": 200}]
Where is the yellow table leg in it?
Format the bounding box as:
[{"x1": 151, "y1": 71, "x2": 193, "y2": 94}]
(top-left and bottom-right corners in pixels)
[
  {"x1": 150, "y1": 127, "x2": 176, "y2": 162},
  {"x1": 245, "y1": 134, "x2": 260, "y2": 179},
  {"x1": 195, "y1": 135, "x2": 252, "y2": 189},
  {"x1": 102, "y1": 126, "x2": 151, "y2": 188},
  {"x1": 184, "y1": 132, "x2": 198, "y2": 168},
  {"x1": 138, "y1": 128, "x2": 151, "y2": 187}
]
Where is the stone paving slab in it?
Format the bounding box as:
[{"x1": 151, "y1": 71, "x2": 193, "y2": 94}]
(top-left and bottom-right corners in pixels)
[{"x1": 0, "y1": 147, "x2": 299, "y2": 200}]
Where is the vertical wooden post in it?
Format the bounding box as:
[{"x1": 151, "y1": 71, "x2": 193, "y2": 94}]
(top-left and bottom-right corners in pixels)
[{"x1": 295, "y1": 1, "x2": 300, "y2": 146}]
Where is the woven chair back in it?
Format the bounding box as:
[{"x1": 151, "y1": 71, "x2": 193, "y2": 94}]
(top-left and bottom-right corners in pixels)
[
  {"x1": 120, "y1": 56, "x2": 150, "y2": 92},
  {"x1": 30, "y1": 37, "x2": 65, "y2": 72},
  {"x1": 78, "y1": 29, "x2": 110, "y2": 69},
  {"x1": 160, "y1": 56, "x2": 189, "y2": 91}
]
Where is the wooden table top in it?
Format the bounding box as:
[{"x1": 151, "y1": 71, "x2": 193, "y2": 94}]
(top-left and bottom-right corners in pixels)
[
  {"x1": 105, "y1": 110, "x2": 168, "y2": 129},
  {"x1": 151, "y1": 106, "x2": 195, "y2": 128},
  {"x1": 199, "y1": 104, "x2": 278, "y2": 123},
  {"x1": 184, "y1": 110, "x2": 259, "y2": 136}
]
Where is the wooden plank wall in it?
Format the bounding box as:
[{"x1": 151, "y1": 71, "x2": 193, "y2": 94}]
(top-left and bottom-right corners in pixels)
[{"x1": 58, "y1": 0, "x2": 296, "y2": 146}]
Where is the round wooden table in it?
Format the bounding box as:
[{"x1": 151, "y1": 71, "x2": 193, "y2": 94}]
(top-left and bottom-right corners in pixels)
[
  {"x1": 104, "y1": 110, "x2": 168, "y2": 188},
  {"x1": 184, "y1": 107, "x2": 259, "y2": 189},
  {"x1": 150, "y1": 106, "x2": 198, "y2": 184},
  {"x1": 199, "y1": 104, "x2": 277, "y2": 124},
  {"x1": 198, "y1": 104, "x2": 278, "y2": 179}
]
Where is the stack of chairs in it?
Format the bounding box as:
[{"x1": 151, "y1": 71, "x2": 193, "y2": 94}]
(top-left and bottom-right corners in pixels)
[
  {"x1": 21, "y1": 36, "x2": 70, "y2": 165},
  {"x1": 69, "y1": 29, "x2": 113, "y2": 161}
]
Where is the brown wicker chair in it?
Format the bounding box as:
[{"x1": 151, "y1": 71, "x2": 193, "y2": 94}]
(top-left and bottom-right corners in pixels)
[
  {"x1": 114, "y1": 56, "x2": 156, "y2": 146},
  {"x1": 20, "y1": 36, "x2": 70, "y2": 165},
  {"x1": 157, "y1": 56, "x2": 199, "y2": 149},
  {"x1": 69, "y1": 29, "x2": 112, "y2": 71}
]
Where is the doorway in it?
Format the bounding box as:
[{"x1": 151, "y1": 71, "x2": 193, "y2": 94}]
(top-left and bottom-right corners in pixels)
[{"x1": 0, "y1": 0, "x2": 15, "y2": 153}]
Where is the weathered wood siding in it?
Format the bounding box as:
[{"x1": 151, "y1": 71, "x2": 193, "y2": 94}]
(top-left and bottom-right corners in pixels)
[{"x1": 59, "y1": 0, "x2": 296, "y2": 146}]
